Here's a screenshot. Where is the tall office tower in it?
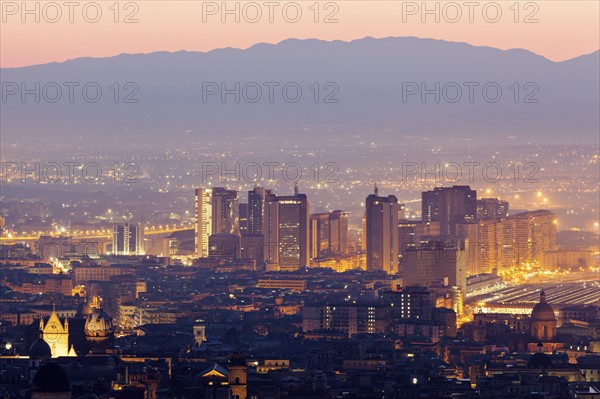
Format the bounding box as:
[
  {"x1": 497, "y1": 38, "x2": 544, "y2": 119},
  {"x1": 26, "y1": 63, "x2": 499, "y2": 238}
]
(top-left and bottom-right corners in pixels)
[
  {"x1": 195, "y1": 188, "x2": 213, "y2": 258},
  {"x1": 243, "y1": 187, "x2": 271, "y2": 263},
  {"x1": 113, "y1": 223, "x2": 144, "y2": 255},
  {"x1": 330, "y1": 210, "x2": 349, "y2": 255},
  {"x1": 195, "y1": 187, "x2": 239, "y2": 258},
  {"x1": 477, "y1": 218, "x2": 504, "y2": 274},
  {"x1": 365, "y1": 185, "x2": 399, "y2": 274},
  {"x1": 477, "y1": 198, "x2": 509, "y2": 219},
  {"x1": 310, "y1": 213, "x2": 330, "y2": 259},
  {"x1": 264, "y1": 186, "x2": 310, "y2": 270},
  {"x1": 422, "y1": 185, "x2": 477, "y2": 237},
  {"x1": 501, "y1": 217, "x2": 516, "y2": 270},
  {"x1": 455, "y1": 222, "x2": 480, "y2": 276},
  {"x1": 247, "y1": 187, "x2": 271, "y2": 236},
  {"x1": 398, "y1": 220, "x2": 444, "y2": 274},
  {"x1": 400, "y1": 220, "x2": 444, "y2": 258},
  {"x1": 211, "y1": 187, "x2": 239, "y2": 235},
  {"x1": 239, "y1": 203, "x2": 248, "y2": 236},
  {"x1": 398, "y1": 221, "x2": 418, "y2": 256},
  {"x1": 310, "y1": 210, "x2": 349, "y2": 259},
  {"x1": 361, "y1": 211, "x2": 367, "y2": 252},
  {"x1": 403, "y1": 241, "x2": 467, "y2": 295},
  {"x1": 509, "y1": 210, "x2": 557, "y2": 267},
  {"x1": 398, "y1": 221, "x2": 441, "y2": 267}
]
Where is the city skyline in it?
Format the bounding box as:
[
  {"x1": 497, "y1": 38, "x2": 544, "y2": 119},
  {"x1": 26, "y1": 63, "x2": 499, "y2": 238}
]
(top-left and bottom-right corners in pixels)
[{"x1": 0, "y1": 1, "x2": 598, "y2": 397}]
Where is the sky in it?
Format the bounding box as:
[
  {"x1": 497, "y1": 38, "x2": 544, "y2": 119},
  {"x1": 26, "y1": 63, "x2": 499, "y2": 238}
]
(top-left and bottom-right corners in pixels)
[{"x1": 1, "y1": 0, "x2": 599, "y2": 68}]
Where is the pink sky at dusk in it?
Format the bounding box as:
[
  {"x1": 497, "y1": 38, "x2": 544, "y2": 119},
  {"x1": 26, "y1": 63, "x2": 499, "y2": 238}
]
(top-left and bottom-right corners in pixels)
[{"x1": 1, "y1": 0, "x2": 599, "y2": 68}]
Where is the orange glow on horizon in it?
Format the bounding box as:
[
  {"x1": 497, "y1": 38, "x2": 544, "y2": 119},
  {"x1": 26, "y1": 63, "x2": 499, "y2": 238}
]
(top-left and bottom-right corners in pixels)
[{"x1": 1, "y1": 1, "x2": 599, "y2": 68}]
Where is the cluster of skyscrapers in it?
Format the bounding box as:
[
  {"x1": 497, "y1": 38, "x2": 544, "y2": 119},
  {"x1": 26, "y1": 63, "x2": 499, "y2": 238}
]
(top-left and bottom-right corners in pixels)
[
  {"x1": 193, "y1": 185, "x2": 557, "y2": 287},
  {"x1": 195, "y1": 186, "x2": 311, "y2": 270}
]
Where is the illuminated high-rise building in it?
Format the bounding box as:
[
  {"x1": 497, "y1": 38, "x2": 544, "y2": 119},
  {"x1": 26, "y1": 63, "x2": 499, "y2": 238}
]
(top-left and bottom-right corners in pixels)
[
  {"x1": 239, "y1": 203, "x2": 248, "y2": 235},
  {"x1": 477, "y1": 218, "x2": 504, "y2": 274},
  {"x1": 310, "y1": 210, "x2": 349, "y2": 259},
  {"x1": 455, "y1": 222, "x2": 480, "y2": 276},
  {"x1": 361, "y1": 211, "x2": 367, "y2": 252},
  {"x1": 330, "y1": 210, "x2": 349, "y2": 255},
  {"x1": 454, "y1": 209, "x2": 557, "y2": 275},
  {"x1": 265, "y1": 186, "x2": 309, "y2": 270},
  {"x1": 247, "y1": 187, "x2": 271, "y2": 236},
  {"x1": 112, "y1": 223, "x2": 144, "y2": 255},
  {"x1": 212, "y1": 187, "x2": 239, "y2": 235},
  {"x1": 365, "y1": 185, "x2": 399, "y2": 274},
  {"x1": 477, "y1": 198, "x2": 509, "y2": 219},
  {"x1": 509, "y1": 210, "x2": 557, "y2": 267},
  {"x1": 422, "y1": 186, "x2": 477, "y2": 237},
  {"x1": 310, "y1": 213, "x2": 330, "y2": 259},
  {"x1": 195, "y1": 187, "x2": 239, "y2": 258},
  {"x1": 398, "y1": 220, "x2": 440, "y2": 271},
  {"x1": 195, "y1": 188, "x2": 213, "y2": 258},
  {"x1": 403, "y1": 240, "x2": 467, "y2": 295},
  {"x1": 398, "y1": 221, "x2": 418, "y2": 256},
  {"x1": 502, "y1": 217, "x2": 516, "y2": 270}
]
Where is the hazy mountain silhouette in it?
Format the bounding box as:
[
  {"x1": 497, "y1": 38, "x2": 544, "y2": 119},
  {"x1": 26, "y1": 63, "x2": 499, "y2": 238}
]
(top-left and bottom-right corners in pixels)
[{"x1": 1, "y1": 37, "x2": 598, "y2": 148}]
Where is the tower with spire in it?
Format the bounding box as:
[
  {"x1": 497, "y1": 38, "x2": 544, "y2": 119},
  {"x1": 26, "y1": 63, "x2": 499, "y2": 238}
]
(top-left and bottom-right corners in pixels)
[{"x1": 40, "y1": 307, "x2": 75, "y2": 357}]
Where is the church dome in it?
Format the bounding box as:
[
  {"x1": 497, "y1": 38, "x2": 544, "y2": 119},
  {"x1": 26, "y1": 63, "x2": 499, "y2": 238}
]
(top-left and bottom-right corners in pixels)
[
  {"x1": 531, "y1": 290, "x2": 555, "y2": 321},
  {"x1": 84, "y1": 308, "x2": 114, "y2": 340},
  {"x1": 76, "y1": 301, "x2": 93, "y2": 318},
  {"x1": 32, "y1": 363, "x2": 70, "y2": 392},
  {"x1": 29, "y1": 332, "x2": 52, "y2": 360}
]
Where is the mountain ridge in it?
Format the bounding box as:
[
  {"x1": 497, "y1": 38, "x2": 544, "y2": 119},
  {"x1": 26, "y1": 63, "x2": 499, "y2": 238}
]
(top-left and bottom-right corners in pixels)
[
  {"x1": 7, "y1": 36, "x2": 596, "y2": 70},
  {"x1": 1, "y1": 36, "x2": 598, "y2": 148}
]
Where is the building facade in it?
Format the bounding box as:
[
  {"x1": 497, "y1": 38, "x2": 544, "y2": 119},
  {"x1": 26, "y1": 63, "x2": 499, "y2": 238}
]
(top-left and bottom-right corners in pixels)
[{"x1": 365, "y1": 186, "x2": 399, "y2": 274}]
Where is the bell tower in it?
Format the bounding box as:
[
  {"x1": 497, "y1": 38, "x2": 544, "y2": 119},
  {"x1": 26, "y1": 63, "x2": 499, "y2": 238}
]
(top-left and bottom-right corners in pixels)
[{"x1": 228, "y1": 353, "x2": 247, "y2": 399}]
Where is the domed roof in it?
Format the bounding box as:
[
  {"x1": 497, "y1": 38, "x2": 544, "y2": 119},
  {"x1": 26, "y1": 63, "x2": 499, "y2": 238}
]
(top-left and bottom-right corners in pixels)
[
  {"x1": 76, "y1": 301, "x2": 93, "y2": 318},
  {"x1": 84, "y1": 308, "x2": 114, "y2": 339},
  {"x1": 531, "y1": 290, "x2": 555, "y2": 321},
  {"x1": 32, "y1": 363, "x2": 70, "y2": 392},
  {"x1": 527, "y1": 352, "x2": 552, "y2": 368},
  {"x1": 29, "y1": 331, "x2": 52, "y2": 360}
]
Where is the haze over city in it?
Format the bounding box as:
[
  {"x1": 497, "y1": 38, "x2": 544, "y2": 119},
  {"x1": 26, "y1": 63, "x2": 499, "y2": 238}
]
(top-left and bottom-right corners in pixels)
[{"x1": 0, "y1": 1, "x2": 598, "y2": 398}]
